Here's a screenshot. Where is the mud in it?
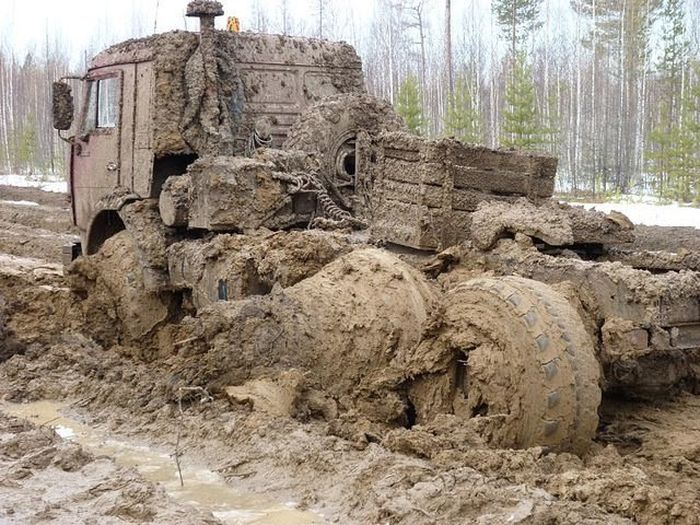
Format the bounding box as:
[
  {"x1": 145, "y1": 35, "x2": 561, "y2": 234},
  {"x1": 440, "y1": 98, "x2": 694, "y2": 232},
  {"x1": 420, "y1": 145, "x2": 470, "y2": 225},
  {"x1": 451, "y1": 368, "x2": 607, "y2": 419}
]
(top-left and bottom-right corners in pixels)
[
  {"x1": 0, "y1": 295, "x2": 23, "y2": 363},
  {"x1": 436, "y1": 198, "x2": 634, "y2": 251},
  {"x1": 0, "y1": 185, "x2": 76, "y2": 262},
  {"x1": 470, "y1": 199, "x2": 575, "y2": 249},
  {"x1": 51, "y1": 81, "x2": 74, "y2": 130},
  {"x1": 166, "y1": 229, "x2": 355, "y2": 308},
  {"x1": 67, "y1": 230, "x2": 177, "y2": 344},
  {"x1": 367, "y1": 132, "x2": 558, "y2": 250},
  {"x1": 559, "y1": 203, "x2": 635, "y2": 245},
  {"x1": 2, "y1": 327, "x2": 699, "y2": 524},
  {"x1": 3, "y1": 399, "x2": 323, "y2": 524},
  {"x1": 631, "y1": 224, "x2": 700, "y2": 253},
  {"x1": 0, "y1": 412, "x2": 220, "y2": 524},
  {"x1": 1, "y1": 185, "x2": 700, "y2": 523},
  {"x1": 93, "y1": 28, "x2": 364, "y2": 157},
  {"x1": 186, "y1": 0, "x2": 224, "y2": 16},
  {"x1": 0, "y1": 185, "x2": 70, "y2": 208},
  {"x1": 180, "y1": 22, "x2": 241, "y2": 156},
  {"x1": 284, "y1": 93, "x2": 405, "y2": 159},
  {"x1": 185, "y1": 155, "x2": 314, "y2": 232},
  {"x1": 606, "y1": 246, "x2": 700, "y2": 272},
  {"x1": 439, "y1": 238, "x2": 700, "y2": 395},
  {"x1": 284, "y1": 93, "x2": 406, "y2": 215}
]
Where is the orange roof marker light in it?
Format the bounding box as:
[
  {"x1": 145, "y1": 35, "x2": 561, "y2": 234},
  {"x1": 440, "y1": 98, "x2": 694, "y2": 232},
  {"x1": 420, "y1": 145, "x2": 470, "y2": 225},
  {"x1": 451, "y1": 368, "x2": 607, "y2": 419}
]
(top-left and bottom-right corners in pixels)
[{"x1": 227, "y1": 16, "x2": 240, "y2": 32}]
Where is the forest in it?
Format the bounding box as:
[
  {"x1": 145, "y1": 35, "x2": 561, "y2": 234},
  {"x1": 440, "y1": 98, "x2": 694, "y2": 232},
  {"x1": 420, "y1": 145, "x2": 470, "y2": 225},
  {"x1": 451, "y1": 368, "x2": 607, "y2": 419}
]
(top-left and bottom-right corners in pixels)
[{"x1": 1, "y1": 0, "x2": 699, "y2": 202}]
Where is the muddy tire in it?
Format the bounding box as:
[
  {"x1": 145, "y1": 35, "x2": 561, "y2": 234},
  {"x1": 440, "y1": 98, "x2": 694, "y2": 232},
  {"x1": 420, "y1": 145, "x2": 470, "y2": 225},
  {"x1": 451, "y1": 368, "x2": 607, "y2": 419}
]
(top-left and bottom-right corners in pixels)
[
  {"x1": 67, "y1": 231, "x2": 175, "y2": 342},
  {"x1": 419, "y1": 276, "x2": 601, "y2": 454},
  {"x1": 284, "y1": 93, "x2": 405, "y2": 189}
]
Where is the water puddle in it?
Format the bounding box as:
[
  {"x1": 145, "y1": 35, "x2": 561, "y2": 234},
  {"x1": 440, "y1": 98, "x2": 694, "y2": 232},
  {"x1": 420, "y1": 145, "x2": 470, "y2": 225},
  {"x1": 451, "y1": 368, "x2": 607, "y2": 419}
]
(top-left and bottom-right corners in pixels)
[{"x1": 1, "y1": 400, "x2": 322, "y2": 525}]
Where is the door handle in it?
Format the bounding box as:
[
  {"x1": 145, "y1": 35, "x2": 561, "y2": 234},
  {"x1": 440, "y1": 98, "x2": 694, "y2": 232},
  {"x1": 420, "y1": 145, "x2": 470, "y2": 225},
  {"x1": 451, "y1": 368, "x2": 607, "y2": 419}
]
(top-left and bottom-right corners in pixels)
[{"x1": 106, "y1": 161, "x2": 119, "y2": 172}]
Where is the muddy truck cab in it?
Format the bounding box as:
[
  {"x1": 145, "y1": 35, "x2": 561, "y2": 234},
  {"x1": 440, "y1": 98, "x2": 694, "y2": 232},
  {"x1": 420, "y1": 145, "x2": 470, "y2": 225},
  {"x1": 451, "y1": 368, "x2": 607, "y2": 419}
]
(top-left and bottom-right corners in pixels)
[{"x1": 52, "y1": 1, "x2": 364, "y2": 261}]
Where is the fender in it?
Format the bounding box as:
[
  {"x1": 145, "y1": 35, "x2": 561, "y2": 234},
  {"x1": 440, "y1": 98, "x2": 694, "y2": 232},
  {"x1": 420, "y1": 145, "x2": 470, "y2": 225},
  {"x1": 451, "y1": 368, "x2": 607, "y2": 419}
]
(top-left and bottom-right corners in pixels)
[{"x1": 83, "y1": 186, "x2": 140, "y2": 256}]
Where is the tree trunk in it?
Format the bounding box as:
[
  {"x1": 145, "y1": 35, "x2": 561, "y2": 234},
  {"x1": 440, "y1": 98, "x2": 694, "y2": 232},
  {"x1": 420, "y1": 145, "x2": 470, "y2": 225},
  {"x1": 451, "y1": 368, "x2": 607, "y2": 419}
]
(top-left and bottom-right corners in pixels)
[{"x1": 445, "y1": 0, "x2": 453, "y2": 98}]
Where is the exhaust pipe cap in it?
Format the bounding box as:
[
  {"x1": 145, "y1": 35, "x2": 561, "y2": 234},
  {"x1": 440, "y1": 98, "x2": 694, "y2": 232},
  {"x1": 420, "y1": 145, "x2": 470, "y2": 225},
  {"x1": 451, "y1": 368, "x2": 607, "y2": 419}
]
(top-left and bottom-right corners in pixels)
[{"x1": 186, "y1": 0, "x2": 224, "y2": 17}]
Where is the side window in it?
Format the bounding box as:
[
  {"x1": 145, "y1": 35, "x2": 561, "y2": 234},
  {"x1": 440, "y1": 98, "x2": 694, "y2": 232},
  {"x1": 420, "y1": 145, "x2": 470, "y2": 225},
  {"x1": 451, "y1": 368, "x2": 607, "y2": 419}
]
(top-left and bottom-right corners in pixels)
[
  {"x1": 81, "y1": 76, "x2": 120, "y2": 136},
  {"x1": 97, "y1": 77, "x2": 120, "y2": 128}
]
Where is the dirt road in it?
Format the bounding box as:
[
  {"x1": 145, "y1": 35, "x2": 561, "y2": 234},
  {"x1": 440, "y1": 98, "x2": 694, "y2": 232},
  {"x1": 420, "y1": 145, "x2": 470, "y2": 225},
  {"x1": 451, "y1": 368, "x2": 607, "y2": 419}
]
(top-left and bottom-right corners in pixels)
[{"x1": 1, "y1": 184, "x2": 699, "y2": 524}]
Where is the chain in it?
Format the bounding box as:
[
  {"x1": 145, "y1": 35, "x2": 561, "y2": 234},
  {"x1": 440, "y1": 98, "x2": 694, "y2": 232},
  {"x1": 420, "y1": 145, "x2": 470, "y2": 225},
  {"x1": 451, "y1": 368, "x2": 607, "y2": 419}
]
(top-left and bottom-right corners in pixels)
[
  {"x1": 273, "y1": 171, "x2": 366, "y2": 230},
  {"x1": 245, "y1": 129, "x2": 273, "y2": 157}
]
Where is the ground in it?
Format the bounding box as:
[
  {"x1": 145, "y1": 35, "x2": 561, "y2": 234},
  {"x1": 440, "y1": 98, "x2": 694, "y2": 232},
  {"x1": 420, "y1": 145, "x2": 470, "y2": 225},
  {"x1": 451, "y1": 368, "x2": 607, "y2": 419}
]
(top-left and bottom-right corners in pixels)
[
  {"x1": 0, "y1": 182, "x2": 699, "y2": 524},
  {"x1": 0, "y1": 412, "x2": 219, "y2": 524}
]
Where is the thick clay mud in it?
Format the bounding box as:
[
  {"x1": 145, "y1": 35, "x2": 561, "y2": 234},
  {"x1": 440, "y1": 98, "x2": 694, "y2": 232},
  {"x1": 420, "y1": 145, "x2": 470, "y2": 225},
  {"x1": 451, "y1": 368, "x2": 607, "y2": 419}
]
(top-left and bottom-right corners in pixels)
[
  {"x1": 0, "y1": 185, "x2": 76, "y2": 262},
  {"x1": 470, "y1": 199, "x2": 635, "y2": 250},
  {"x1": 631, "y1": 224, "x2": 700, "y2": 253},
  {"x1": 0, "y1": 412, "x2": 219, "y2": 524},
  {"x1": 0, "y1": 296, "x2": 23, "y2": 363},
  {"x1": 94, "y1": 28, "x2": 364, "y2": 157},
  {"x1": 1, "y1": 187, "x2": 699, "y2": 524}
]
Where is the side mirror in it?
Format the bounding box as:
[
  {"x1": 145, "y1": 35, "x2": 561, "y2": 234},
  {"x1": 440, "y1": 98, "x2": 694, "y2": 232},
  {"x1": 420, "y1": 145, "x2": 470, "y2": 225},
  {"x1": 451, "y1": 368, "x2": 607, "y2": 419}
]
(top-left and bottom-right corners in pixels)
[{"x1": 52, "y1": 81, "x2": 74, "y2": 130}]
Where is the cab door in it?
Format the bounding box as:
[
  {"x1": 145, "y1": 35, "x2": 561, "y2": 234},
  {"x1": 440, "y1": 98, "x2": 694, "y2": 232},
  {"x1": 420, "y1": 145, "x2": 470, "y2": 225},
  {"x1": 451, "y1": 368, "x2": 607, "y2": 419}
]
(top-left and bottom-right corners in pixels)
[{"x1": 70, "y1": 69, "x2": 123, "y2": 231}]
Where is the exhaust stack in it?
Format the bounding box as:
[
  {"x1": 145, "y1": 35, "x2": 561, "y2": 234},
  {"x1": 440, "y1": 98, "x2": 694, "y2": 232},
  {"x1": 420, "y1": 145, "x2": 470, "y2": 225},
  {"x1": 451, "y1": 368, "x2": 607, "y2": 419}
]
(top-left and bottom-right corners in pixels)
[{"x1": 186, "y1": 0, "x2": 224, "y2": 34}]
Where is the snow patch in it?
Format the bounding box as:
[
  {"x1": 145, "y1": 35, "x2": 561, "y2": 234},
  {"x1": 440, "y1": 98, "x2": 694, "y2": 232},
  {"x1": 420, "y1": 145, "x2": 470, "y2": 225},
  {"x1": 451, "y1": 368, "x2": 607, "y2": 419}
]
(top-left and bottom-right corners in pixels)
[
  {"x1": 1, "y1": 199, "x2": 39, "y2": 207},
  {"x1": 0, "y1": 174, "x2": 67, "y2": 193},
  {"x1": 54, "y1": 425, "x2": 76, "y2": 439},
  {"x1": 565, "y1": 201, "x2": 700, "y2": 229}
]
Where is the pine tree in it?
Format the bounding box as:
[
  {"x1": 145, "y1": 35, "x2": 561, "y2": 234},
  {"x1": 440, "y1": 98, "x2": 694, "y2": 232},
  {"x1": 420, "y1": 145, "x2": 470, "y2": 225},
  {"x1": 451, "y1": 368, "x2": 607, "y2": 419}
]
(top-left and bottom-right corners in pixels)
[
  {"x1": 674, "y1": 63, "x2": 700, "y2": 203},
  {"x1": 492, "y1": 0, "x2": 544, "y2": 151},
  {"x1": 444, "y1": 75, "x2": 481, "y2": 143},
  {"x1": 573, "y1": 0, "x2": 662, "y2": 193},
  {"x1": 647, "y1": 0, "x2": 691, "y2": 199},
  {"x1": 16, "y1": 117, "x2": 38, "y2": 175},
  {"x1": 647, "y1": 108, "x2": 676, "y2": 198},
  {"x1": 395, "y1": 75, "x2": 427, "y2": 135},
  {"x1": 492, "y1": 0, "x2": 543, "y2": 57},
  {"x1": 658, "y1": 0, "x2": 687, "y2": 108},
  {"x1": 500, "y1": 53, "x2": 544, "y2": 150},
  {"x1": 648, "y1": 62, "x2": 700, "y2": 203}
]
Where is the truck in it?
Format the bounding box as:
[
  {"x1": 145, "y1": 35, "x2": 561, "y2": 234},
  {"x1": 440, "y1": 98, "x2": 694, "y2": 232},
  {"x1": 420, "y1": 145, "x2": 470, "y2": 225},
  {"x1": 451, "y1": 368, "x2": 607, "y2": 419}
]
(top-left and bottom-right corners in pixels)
[{"x1": 52, "y1": 0, "x2": 700, "y2": 454}]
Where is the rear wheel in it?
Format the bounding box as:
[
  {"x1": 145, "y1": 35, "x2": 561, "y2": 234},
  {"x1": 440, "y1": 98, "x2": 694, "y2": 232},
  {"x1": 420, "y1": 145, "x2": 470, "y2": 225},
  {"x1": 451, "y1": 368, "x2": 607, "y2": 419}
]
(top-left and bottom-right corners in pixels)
[{"x1": 411, "y1": 276, "x2": 601, "y2": 454}]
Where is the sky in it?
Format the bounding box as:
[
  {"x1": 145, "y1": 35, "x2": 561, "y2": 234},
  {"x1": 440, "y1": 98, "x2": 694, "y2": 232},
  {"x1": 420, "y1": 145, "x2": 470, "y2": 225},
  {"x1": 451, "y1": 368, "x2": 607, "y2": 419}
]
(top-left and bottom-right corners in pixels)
[
  {"x1": 0, "y1": 0, "x2": 517, "y2": 66},
  {"x1": 2, "y1": 0, "x2": 693, "y2": 72},
  {"x1": 0, "y1": 0, "x2": 375, "y2": 66}
]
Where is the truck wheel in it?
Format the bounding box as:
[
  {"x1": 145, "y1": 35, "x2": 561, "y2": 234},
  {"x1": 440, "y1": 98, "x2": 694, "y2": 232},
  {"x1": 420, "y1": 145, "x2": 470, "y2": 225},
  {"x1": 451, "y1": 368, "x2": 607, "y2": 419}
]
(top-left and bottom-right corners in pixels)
[
  {"x1": 68, "y1": 230, "x2": 175, "y2": 342},
  {"x1": 284, "y1": 93, "x2": 405, "y2": 190},
  {"x1": 418, "y1": 276, "x2": 601, "y2": 454}
]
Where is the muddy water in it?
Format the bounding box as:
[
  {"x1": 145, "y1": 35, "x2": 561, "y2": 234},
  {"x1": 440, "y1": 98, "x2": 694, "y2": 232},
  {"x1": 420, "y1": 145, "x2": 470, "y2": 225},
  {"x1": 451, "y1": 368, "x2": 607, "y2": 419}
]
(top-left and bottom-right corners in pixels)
[{"x1": 1, "y1": 400, "x2": 322, "y2": 525}]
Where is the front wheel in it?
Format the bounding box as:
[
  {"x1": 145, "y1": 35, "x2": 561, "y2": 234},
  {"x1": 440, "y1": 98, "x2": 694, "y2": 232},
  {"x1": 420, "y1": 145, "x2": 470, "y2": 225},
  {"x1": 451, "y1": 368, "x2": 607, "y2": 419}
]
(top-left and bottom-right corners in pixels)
[{"x1": 67, "y1": 230, "x2": 176, "y2": 344}]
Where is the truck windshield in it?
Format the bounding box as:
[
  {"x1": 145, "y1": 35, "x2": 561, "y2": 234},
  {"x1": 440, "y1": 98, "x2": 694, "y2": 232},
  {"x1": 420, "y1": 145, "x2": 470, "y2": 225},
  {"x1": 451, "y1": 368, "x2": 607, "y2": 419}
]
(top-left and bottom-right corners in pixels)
[{"x1": 82, "y1": 82, "x2": 96, "y2": 135}]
